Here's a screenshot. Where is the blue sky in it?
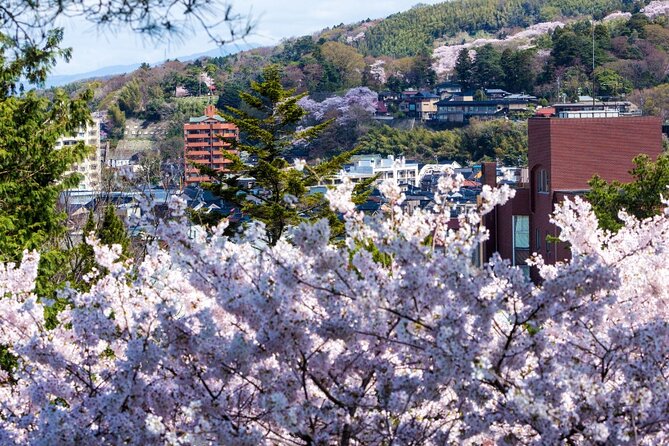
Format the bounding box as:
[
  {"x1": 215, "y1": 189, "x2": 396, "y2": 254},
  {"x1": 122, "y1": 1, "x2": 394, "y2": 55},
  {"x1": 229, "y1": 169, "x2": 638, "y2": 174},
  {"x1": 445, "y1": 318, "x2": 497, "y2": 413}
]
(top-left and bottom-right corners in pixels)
[{"x1": 53, "y1": 0, "x2": 442, "y2": 75}]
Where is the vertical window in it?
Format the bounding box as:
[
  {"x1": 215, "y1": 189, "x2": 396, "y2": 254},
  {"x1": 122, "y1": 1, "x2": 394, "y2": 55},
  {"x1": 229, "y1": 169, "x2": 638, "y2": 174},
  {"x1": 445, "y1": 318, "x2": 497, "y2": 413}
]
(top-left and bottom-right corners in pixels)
[
  {"x1": 536, "y1": 228, "x2": 542, "y2": 251},
  {"x1": 537, "y1": 169, "x2": 549, "y2": 193},
  {"x1": 513, "y1": 216, "x2": 530, "y2": 278}
]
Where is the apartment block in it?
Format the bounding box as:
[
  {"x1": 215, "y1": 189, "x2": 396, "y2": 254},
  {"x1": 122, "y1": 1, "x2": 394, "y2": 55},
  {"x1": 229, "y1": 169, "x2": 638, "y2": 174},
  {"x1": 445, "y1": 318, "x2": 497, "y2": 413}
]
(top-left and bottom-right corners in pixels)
[
  {"x1": 184, "y1": 105, "x2": 239, "y2": 185},
  {"x1": 56, "y1": 118, "x2": 102, "y2": 191}
]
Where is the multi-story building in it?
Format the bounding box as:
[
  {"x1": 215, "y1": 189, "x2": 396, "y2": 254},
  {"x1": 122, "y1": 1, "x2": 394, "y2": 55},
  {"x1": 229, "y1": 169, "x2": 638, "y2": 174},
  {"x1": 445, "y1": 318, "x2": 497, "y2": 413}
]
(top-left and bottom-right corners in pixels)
[
  {"x1": 483, "y1": 115, "x2": 663, "y2": 279},
  {"x1": 56, "y1": 118, "x2": 102, "y2": 191},
  {"x1": 184, "y1": 105, "x2": 239, "y2": 185},
  {"x1": 329, "y1": 155, "x2": 419, "y2": 187}
]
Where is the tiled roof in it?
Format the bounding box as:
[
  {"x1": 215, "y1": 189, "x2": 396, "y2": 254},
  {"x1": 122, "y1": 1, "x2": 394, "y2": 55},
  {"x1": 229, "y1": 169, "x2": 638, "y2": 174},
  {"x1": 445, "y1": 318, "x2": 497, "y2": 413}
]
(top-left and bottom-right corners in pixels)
[{"x1": 188, "y1": 115, "x2": 227, "y2": 123}]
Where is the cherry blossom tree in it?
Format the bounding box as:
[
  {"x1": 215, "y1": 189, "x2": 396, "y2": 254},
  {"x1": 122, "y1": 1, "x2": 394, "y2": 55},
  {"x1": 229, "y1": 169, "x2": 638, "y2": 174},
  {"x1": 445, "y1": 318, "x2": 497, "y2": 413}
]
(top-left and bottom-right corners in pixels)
[
  {"x1": 0, "y1": 172, "x2": 668, "y2": 445},
  {"x1": 298, "y1": 87, "x2": 378, "y2": 124}
]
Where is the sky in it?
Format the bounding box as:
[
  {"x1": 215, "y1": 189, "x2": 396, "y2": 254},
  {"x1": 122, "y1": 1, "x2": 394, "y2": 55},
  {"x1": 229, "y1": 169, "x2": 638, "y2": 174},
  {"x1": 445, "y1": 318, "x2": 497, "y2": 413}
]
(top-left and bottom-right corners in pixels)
[{"x1": 53, "y1": 0, "x2": 443, "y2": 76}]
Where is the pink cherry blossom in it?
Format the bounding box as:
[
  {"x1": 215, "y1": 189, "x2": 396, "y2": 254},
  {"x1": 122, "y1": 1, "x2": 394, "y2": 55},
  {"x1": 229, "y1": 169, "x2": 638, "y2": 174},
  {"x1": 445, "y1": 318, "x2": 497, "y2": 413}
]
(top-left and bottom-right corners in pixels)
[{"x1": 0, "y1": 182, "x2": 667, "y2": 445}]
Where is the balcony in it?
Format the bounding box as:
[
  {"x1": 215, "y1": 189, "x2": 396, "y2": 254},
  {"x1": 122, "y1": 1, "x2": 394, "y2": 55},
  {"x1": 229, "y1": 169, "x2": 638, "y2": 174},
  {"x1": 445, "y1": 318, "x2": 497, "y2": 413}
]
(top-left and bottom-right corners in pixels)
[
  {"x1": 186, "y1": 150, "x2": 211, "y2": 156},
  {"x1": 186, "y1": 141, "x2": 210, "y2": 148}
]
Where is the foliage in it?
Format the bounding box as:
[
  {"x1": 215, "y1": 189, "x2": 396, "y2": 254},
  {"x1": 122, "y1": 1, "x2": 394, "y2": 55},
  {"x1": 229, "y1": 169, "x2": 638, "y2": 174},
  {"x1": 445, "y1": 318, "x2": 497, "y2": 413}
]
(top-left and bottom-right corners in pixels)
[
  {"x1": 594, "y1": 67, "x2": 633, "y2": 96},
  {"x1": 117, "y1": 79, "x2": 143, "y2": 116},
  {"x1": 461, "y1": 119, "x2": 528, "y2": 165},
  {"x1": 0, "y1": 28, "x2": 92, "y2": 265},
  {"x1": 358, "y1": 0, "x2": 624, "y2": 57},
  {"x1": 204, "y1": 65, "x2": 344, "y2": 246},
  {"x1": 356, "y1": 125, "x2": 465, "y2": 163},
  {"x1": 587, "y1": 153, "x2": 669, "y2": 231},
  {"x1": 98, "y1": 205, "x2": 130, "y2": 254},
  {"x1": 472, "y1": 44, "x2": 505, "y2": 90},
  {"x1": 454, "y1": 48, "x2": 474, "y2": 90},
  {"x1": 318, "y1": 41, "x2": 366, "y2": 88},
  {"x1": 357, "y1": 120, "x2": 528, "y2": 165},
  {"x1": 2, "y1": 178, "x2": 669, "y2": 444},
  {"x1": 631, "y1": 83, "x2": 669, "y2": 120},
  {"x1": 501, "y1": 48, "x2": 537, "y2": 93}
]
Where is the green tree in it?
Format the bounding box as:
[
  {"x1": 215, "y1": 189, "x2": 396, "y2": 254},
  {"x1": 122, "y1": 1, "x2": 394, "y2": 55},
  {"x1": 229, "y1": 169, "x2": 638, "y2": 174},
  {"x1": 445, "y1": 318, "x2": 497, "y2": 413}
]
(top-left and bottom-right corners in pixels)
[
  {"x1": 473, "y1": 89, "x2": 487, "y2": 101},
  {"x1": 587, "y1": 153, "x2": 669, "y2": 232},
  {"x1": 204, "y1": 65, "x2": 345, "y2": 246},
  {"x1": 501, "y1": 48, "x2": 536, "y2": 93},
  {"x1": 117, "y1": 79, "x2": 143, "y2": 116},
  {"x1": 0, "y1": 33, "x2": 92, "y2": 263},
  {"x1": 407, "y1": 49, "x2": 437, "y2": 88},
  {"x1": 594, "y1": 67, "x2": 632, "y2": 97},
  {"x1": 472, "y1": 44, "x2": 504, "y2": 89},
  {"x1": 454, "y1": 48, "x2": 474, "y2": 90},
  {"x1": 98, "y1": 205, "x2": 130, "y2": 254},
  {"x1": 107, "y1": 102, "x2": 126, "y2": 139},
  {"x1": 318, "y1": 41, "x2": 365, "y2": 88}
]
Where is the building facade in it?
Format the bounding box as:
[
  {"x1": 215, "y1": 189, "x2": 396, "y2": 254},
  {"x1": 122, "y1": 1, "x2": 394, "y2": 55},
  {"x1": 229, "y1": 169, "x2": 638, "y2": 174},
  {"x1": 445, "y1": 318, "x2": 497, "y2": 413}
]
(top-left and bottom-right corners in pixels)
[
  {"x1": 484, "y1": 115, "x2": 663, "y2": 279},
  {"x1": 56, "y1": 118, "x2": 102, "y2": 191},
  {"x1": 329, "y1": 155, "x2": 419, "y2": 186},
  {"x1": 184, "y1": 105, "x2": 239, "y2": 185}
]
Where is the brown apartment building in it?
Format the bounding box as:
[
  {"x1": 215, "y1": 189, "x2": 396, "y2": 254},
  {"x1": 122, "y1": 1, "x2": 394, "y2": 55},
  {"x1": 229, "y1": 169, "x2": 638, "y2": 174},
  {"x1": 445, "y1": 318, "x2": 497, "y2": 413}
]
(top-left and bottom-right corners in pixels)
[
  {"x1": 184, "y1": 105, "x2": 239, "y2": 185},
  {"x1": 483, "y1": 115, "x2": 663, "y2": 280}
]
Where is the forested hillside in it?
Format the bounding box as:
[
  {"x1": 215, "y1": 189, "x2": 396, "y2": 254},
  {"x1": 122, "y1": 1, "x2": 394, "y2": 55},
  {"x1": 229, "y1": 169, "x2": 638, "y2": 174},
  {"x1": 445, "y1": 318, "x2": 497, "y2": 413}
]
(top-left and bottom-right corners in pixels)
[{"x1": 357, "y1": 0, "x2": 630, "y2": 57}]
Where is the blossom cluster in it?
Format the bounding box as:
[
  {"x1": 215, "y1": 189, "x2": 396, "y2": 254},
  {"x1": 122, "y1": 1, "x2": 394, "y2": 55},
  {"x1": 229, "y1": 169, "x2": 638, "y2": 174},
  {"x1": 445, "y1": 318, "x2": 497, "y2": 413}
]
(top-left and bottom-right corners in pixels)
[
  {"x1": 432, "y1": 22, "x2": 564, "y2": 75},
  {"x1": 297, "y1": 87, "x2": 378, "y2": 124},
  {"x1": 0, "y1": 179, "x2": 668, "y2": 445},
  {"x1": 602, "y1": 11, "x2": 632, "y2": 22},
  {"x1": 368, "y1": 60, "x2": 387, "y2": 85},
  {"x1": 642, "y1": 0, "x2": 669, "y2": 18}
]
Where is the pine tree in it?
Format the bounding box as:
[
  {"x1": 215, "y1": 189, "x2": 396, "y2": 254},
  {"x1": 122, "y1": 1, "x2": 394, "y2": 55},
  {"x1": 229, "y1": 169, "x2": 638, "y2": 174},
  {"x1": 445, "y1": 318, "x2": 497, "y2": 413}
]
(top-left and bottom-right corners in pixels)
[
  {"x1": 454, "y1": 48, "x2": 473, "y2": 90},
  {"x1": 201, "y1": 65, "x2": 354, "y2": 246},
  {"x1": 98, "y1": 205, "x2": 130, "y2": 254}
]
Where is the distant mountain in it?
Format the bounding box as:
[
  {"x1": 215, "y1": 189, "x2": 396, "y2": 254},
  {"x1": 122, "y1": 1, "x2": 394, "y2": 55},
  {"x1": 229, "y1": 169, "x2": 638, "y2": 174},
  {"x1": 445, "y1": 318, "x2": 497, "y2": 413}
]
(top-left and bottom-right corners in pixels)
[{"x1": 45, "y1": 43, "x2": 257, "y2": 88}]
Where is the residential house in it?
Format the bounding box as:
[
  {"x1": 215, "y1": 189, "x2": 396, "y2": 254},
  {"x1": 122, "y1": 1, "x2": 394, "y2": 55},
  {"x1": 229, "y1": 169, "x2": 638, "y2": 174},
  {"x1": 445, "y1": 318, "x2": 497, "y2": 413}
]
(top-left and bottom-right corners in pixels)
[
  {"x1": 484, "y1": 88, "x2": 511, "y2": 99},
  {"x1": 399, "y1": 91, "x2": 440, "y2": 120},
  {"x1": 435, "y1": 81, "x2": 462, "y2": 98},
  {"x1": 435, "y1": 95, "x2": 537, "y2": 123},
  {"x1": 329, "y1": 154, "x2": 419, "y2": 187},
  {"x1": 414, "y1": 92, "x2": 441, "y2": 120}
]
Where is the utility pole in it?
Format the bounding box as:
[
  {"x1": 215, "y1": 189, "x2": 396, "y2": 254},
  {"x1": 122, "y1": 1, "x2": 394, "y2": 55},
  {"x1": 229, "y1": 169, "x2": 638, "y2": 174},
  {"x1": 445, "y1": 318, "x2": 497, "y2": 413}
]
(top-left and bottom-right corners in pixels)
[{"x1": 592, "y1": 15, "x2": 596, "y2": 108}]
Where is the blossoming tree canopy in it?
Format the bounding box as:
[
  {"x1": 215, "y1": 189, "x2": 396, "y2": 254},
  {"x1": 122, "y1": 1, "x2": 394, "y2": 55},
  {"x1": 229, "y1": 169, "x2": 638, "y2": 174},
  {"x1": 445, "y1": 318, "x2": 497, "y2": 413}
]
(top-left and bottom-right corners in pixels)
[{"x1": 1, "y1": 176, "x2": 668, "y2": 445}]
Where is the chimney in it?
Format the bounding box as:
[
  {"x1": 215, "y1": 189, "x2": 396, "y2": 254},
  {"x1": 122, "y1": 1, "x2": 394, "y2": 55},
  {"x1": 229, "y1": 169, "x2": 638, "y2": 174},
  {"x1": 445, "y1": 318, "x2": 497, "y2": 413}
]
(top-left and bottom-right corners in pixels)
[
  {"x1": 482, "y1": 162, "x2": 497, "y2": 188},
  {"x1": 204, "y1": 105, "x2": 216, "y2": 117}
]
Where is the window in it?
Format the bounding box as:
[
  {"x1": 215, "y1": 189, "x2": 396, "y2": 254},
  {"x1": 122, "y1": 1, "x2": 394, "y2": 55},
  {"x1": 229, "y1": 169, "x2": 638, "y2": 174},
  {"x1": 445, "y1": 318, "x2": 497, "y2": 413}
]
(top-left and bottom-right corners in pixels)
[
  {"x1": 536, "y1": 228, "x2": 541, "y2": 250},
  {"x1": 513, "y1": 216, "x2": 530, "y2": 278},
  {"x1": 537, "y1": 169, "x2": 549, "y2": 193}
]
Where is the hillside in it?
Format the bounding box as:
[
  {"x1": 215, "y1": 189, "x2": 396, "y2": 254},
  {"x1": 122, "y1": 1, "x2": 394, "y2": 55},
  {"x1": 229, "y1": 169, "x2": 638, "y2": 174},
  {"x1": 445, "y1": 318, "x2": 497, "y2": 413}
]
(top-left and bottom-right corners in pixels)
[
  {"x1": 59, "y1": 0, "x2": 669, "y2": 165},
  {"x1": 357, "y1": 0, "x2": 625, "y2": 57}
]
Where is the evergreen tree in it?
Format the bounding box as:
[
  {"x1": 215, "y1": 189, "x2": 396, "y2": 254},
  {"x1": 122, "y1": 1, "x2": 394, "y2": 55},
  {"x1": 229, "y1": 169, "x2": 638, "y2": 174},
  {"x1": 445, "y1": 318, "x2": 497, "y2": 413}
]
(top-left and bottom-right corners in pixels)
[
  {"x1": 0, "y1": 29, "x2": 95, "y2": 302},
  {"x1": 98, "y1": 205, "x2": 129, "y2": 254},
  {"x1": 202, "y1": 65, "x2": 354, "y2": 246},
  {"x1": 472, "y1": 44, "x2": 504, "y2": 89},
  {"x1": 501, "y1": 48, "x2": 536, "y2": 93},
  {"x1": 407, "y1": 49, "x2": 437, "y2": 88},
  {"x1": 454, "y1": 48, "x2": 474, "y2": 90}
]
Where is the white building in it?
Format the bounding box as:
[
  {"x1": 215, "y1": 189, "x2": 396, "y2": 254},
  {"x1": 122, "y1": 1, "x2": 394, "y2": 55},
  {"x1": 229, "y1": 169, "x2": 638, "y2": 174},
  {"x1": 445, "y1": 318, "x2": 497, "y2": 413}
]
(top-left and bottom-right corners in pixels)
[
  {"x1": 330, "y1": 155, "x2": 419, "y2": 186},
  {"x1": 56, "y1": 118, "x2": 102, "y2": 191}
]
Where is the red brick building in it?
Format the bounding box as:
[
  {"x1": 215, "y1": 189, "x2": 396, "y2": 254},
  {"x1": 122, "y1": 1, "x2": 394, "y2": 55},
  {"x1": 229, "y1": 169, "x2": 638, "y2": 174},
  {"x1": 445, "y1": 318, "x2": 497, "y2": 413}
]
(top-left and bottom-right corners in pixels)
[
  {"x1": 485, "y1": 116, "x2": 663, "y2": 279},
  {"x1": 184, "y1": 105, "x2": 239, "y2": 185}
]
